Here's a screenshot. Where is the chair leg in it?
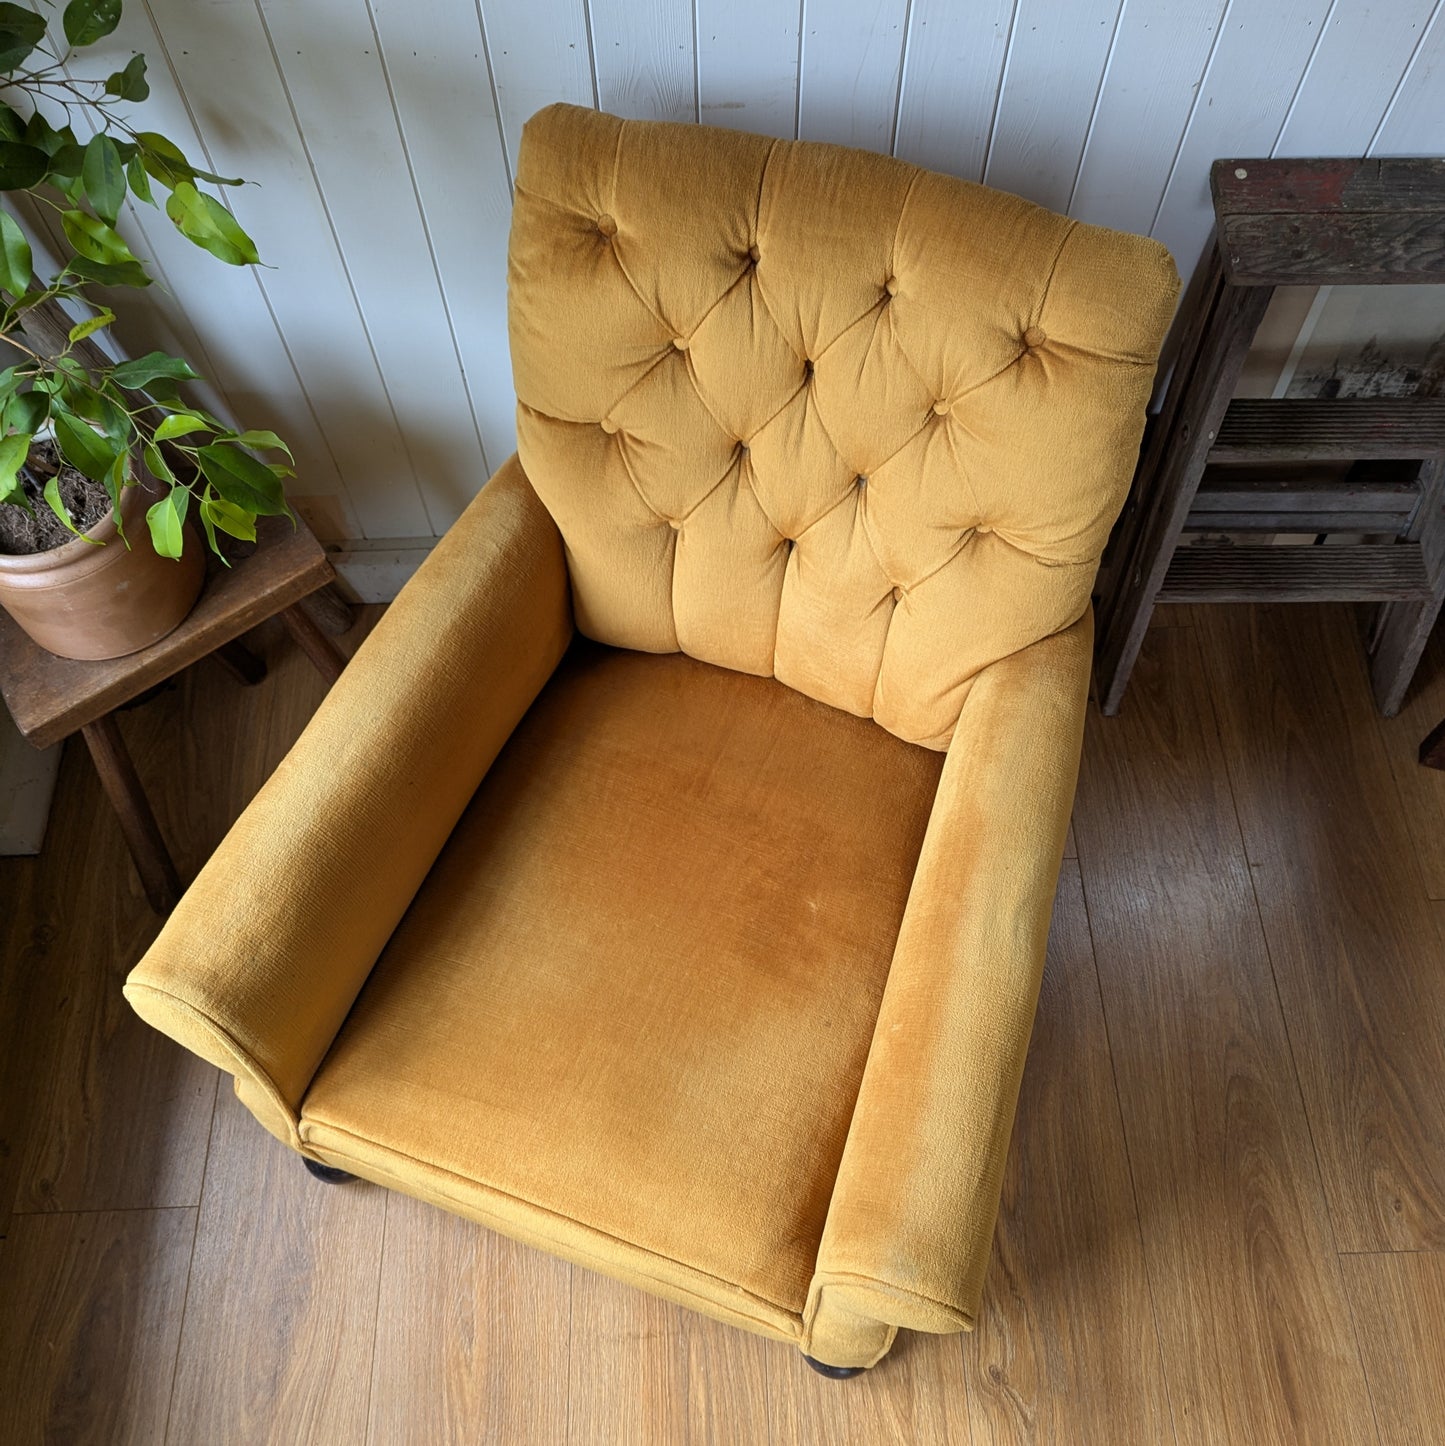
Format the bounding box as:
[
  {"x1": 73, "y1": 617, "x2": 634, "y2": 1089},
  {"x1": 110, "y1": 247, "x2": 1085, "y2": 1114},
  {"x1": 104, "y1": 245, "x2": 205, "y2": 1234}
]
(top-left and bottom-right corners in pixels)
[
  {"x1": 303, "y1": 1157, "x2": 355, "y2": 1185},
  {"x1": 802, "y1": 1355, "x2": 867, "y2": 1379}
]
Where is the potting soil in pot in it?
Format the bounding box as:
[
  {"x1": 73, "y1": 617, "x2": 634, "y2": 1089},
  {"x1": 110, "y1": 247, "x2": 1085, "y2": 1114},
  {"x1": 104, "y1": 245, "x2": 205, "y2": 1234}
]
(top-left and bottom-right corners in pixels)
[{"x1": 0, "y1": 440, "x2": 110, "y2": 554}]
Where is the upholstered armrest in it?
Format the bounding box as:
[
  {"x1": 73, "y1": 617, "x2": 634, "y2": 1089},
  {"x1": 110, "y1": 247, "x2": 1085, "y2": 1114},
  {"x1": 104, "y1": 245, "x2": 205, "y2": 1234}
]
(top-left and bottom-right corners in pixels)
[
  {"x1": 803, "y1": 611, "x2": 1093, "y2": 1368},
  {"x1": 124, "y1": 456, "x2": 572, "y2": 1149}
]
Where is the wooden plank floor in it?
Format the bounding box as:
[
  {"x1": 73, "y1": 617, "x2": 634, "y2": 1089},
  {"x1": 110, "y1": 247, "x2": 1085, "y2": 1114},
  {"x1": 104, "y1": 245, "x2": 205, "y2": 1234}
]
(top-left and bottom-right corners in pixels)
[{"x1": 3, "y1": 602, "x2": 1445, "y2": 1443}]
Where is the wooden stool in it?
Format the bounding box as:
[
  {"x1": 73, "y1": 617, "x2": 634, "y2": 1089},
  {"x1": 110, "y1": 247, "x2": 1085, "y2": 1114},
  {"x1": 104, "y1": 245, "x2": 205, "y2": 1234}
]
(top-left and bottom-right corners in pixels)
[
  {"x1": 1097, "y1": 156, "x2": 1445, "y2": 716},
  {"x1": 0, "y1": 515, "x2": 352, "y2": 912}
]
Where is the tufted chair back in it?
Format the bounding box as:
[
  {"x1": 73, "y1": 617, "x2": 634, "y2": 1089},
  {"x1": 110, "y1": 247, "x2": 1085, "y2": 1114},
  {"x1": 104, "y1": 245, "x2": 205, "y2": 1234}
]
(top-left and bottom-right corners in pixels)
[{"x1": 508, "y1": 105, "x2": 1178, "y2": 748}]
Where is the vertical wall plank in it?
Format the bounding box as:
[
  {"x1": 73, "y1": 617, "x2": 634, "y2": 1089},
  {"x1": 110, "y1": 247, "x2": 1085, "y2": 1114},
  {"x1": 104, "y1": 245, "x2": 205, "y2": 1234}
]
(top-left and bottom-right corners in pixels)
[
  {"x1": 1272, "y1": 0, "x2": 1439, "y2": 154},
  {"x1": 1069, "y1": 0, "x2": 1227, "y2": 232},
  {"x1": 590, "y1": 0, "x2": 696, "y2": 123},
  {"x1": 367, "y1": 0, "x2": 518, "y2": 486},
  {"x1": 483, "y1": 0, "x2": 595, "y2": 176},
  {"x1": 892, "y1": 0, "x2": 1014, "y2": 179},
  {"x1": 1148, "y1": 0, "x2": 1335, "y2": 290},
  {"x1": 1371, "y1": 0, "x2": 1445, "y2": 152},
  {"x1": 256, "y1": 0, "x2": 492, "y2": 534},
  {"x1": 696, "y1": 0, "x2": 801, "y2": 138},
  {"x1": 982, "y1": 0, "x2": 1123, "y2": 213},
  {"x1": 797, "y1": 0, "x2": 911, "y2": 151},
  {"x1": 144, "y1": 0, "x2": 432, "y2": 540}
]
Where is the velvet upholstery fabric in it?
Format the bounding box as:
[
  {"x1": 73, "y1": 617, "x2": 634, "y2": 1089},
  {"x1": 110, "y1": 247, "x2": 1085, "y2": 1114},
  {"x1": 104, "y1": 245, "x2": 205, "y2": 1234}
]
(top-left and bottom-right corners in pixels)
[
  {"x1": 510, "y1": 104, "x2": 1179, "y2": 747},
  {"x1": 127, "y1": 106, "x2": 1177, "y2": 1368},
  {"x1": 302, "y1": 642, "x2": 943, "y2": 1335}
]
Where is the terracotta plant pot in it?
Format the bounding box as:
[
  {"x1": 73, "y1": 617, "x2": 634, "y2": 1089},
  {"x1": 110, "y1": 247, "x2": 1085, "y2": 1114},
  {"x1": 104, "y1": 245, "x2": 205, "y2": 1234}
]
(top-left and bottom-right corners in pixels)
[{"x1": 0, "y1": 482, "x2": 204, "y2": 660}]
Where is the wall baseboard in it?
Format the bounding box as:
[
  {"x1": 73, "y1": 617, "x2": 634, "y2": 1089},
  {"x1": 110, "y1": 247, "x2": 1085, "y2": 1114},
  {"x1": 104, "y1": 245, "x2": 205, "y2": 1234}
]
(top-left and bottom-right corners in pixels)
[{"x1": 327, "y1": 538, "x2": 438, "y2": 604}]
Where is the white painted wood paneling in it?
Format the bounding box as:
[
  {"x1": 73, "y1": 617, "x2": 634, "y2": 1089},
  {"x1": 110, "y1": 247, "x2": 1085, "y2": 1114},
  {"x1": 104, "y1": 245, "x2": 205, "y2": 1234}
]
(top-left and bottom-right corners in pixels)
[
  {"x1": 892, "y1": 0, "x2": 1014, "y2": 180},
  {"x1": 590, "y1": 0, "x2": 696, "y2": 123},
  {"x1": 1274, "y1": 0, "x2": 1439, "y2": 155},
  {"x1": 983, "y1": 0, "x2": 1124, "y2": 214},
  {"x1": 1149, "y1": 0, "x2": 1336, "y2": 293},
  {"x1": 798, "y1": 0, "x2": 910, "y2": 150},
  {"x1": 143, "y1": 0, "x2": 432, "y2": 540},
  {"x1": 367, "y1": 0, "x2": 516, "y2": 479},
  {"x1": 483, "y1": 0, "x2": 594, "y2": 177},
  {"x1": 14, "y1": 0, "x2": 1434, "y2": 563},
  {"x1": 696, "y1": 0, "x2": 801, "y2": 138},
  {"x1": 1372, "y1": 0, "x2": 1445, "y2": 153},
  {"x1": 1069, "y1": 0, "x2": 1228, "y2": 233}
]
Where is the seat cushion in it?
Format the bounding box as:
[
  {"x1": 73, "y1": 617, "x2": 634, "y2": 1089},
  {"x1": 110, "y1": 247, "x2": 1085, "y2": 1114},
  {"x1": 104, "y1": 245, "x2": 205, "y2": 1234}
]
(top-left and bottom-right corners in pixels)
[{"x1": 301, "y1": 641, "x2": 943, "y2": 1333}]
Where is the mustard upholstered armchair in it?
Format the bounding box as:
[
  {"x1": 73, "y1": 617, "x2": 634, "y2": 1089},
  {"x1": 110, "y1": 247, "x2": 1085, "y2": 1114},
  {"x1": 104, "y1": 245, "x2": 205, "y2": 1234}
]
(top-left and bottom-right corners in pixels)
[{"x1": 125, "y1": 105, "x2": 1177, "y2": 1374}]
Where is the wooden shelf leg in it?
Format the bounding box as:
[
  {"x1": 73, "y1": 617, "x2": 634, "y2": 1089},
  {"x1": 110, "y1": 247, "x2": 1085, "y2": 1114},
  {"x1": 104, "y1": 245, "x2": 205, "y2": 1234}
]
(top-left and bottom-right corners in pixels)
[
  {"x1": 298, "y1": 583, "x2": 355, "y2": 637},
  {"x1": 81, "y1": 715, "x2": 182, "y2": 914},
  {"x1": 1095, "y1": 252, "x2": 1274, "y2": 715},
  {"x1": 212, "y1": 638, "x2": 268, "y2": 687},
  {"x1": 281, "y1": 603, "x2": 347, "y2": 686}
]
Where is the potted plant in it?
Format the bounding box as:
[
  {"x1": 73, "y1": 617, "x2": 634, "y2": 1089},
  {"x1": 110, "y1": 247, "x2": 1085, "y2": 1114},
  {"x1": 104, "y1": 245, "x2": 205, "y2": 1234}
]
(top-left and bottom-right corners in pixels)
[{"x1": 0, "y1": 0, "x2": 293, "y2": 660}]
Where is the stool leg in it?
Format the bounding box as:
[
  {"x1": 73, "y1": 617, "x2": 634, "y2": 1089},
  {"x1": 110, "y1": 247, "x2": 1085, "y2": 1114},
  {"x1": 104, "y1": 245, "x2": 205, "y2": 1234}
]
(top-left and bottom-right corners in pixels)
[
  {"x1": 81, "y1": 715, "x2": 182, "y2": 914},
  {"x1": 299, "y1": 583, "x2": 354, "y2": 637},
  {"x1": 281, "y1": 603, "x2": 347, "y2": 686},
  {"x1": 213, "y1": 638, "x2": 267, "y2": 686}
]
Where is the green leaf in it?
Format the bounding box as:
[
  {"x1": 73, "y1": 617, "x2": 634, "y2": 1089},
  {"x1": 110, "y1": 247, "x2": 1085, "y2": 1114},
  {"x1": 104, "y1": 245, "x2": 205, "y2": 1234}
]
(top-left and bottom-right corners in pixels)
[
  {"x1": 47, "y1": 142, "x2": 86, "y2": 179},
  {"x1": 0, "y1": 105, "x2": 22, "y2": 142},
  {"x1": 110, "y1": 351, "x2": 200, "y2": 390},
  {"x1": 136, "y1": 132, "x2": 241, "y2": 188},
  {"x1": 165, "y1": 182, "x2": 258, "y2": 265},
  {"x1": 0, "y1": 428, "x2": 30, "y2": 506},
  {"x1": 66, "y1": 253, "x2": 151, "y2": 288},
  {"x1": 62, "y1": 0, "x2": 122, "y2": 48},
  {"x1": 81, "y1": 134, "x2": 125, "y2": 226},
  {"x1": 60, "y1": 209, "x2": 137, "y2": 266},
  {"x1": 232, "y1": 428, "x2": 293, "y2": 461},
  {"x1": 196, "y1": 442, "x2": 288, "y2": 516},
  {"x1": 3, "y1": 387, "x2": 46, "y2": 432},
  {"x1": 142, "y1": 440, "x2": 174, "y2": 484},
  {"x1": 43, "y1": 471, "x2": 98, "y2": 541},
  {"x1": 152, "y1": 411, "x2": 210, "y2": 442},
  {"x1": 0, "y1": 3, "x2": 47, "y2": 71},
  {"x1": 0, "y1": 141, "x2": 48, "y2": 190},
  {"x1": 52, "y1": 407, "x2": 121, "y2": 482},
  {"x1": 145, "y1": 485, "x2": 187, "y2": 559},
  {"x1": 104, "y1": 53, "x2": 150, "y2": 103},
  {"x1": 104, "y1": 447, "x2": 127, "y2": 534},
  {"x1": 63, "y1": 380, "x2": 129, "y2": 444},
  {"x1": 125, "y1": 153, "x2": 153, "y2": 206},
  {"x1": 0, "y1": 209, "x2": 30, "y2": 295},
  {"x1": 67, "y1": 305, "x2": 115, "y2": 343},
  {"x1": 199, "y1": 493, "x2": 255, "y2": 542}
]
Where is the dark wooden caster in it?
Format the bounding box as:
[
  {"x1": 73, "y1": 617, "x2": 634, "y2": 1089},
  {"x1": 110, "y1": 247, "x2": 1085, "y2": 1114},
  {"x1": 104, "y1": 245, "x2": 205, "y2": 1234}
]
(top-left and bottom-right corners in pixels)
[
  {"x1": 303, "y1": 1158, "x2": 355, "y2": 1184},
  {"x1": 803, "y1": 1355, "x2": 866, "y2": 1379}
]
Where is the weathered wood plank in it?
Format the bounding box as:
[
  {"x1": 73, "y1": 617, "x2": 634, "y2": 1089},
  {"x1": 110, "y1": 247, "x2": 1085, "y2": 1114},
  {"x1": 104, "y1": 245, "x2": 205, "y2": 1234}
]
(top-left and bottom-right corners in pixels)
[
  {"x1": 1210, "y1": 398, "x2": 1445, "y2": 462},
  {"x1": 1213, "y1": 156, "x2": 1445, "y2": 215},
  {"x1": 1220, "y1": 210, "x2": 1445, "y2": 286},
  {"x1": 1096, "y1": 257, "x2": 1273, "y2": 712},
  {"x1": 1159, "y1": 543, "x2": 1432, "y2": 602}
]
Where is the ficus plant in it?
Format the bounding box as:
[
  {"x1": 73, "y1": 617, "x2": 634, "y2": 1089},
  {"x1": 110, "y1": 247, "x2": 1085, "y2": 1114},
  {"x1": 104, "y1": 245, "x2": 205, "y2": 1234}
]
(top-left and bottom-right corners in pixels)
[{"x1": 0, "y1": 0, "x2": 291, "y2": 562}]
